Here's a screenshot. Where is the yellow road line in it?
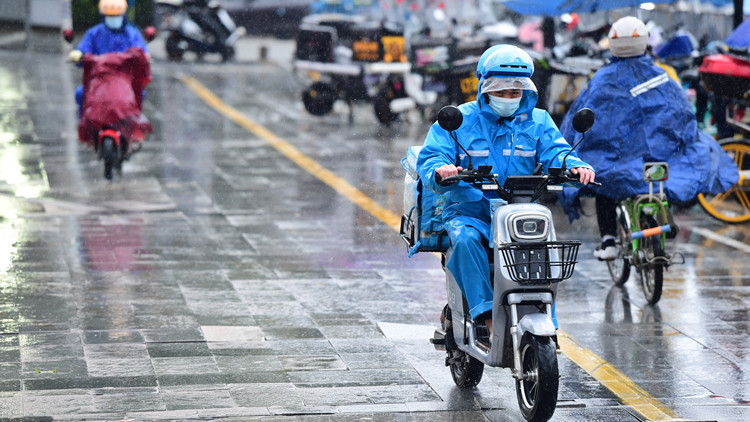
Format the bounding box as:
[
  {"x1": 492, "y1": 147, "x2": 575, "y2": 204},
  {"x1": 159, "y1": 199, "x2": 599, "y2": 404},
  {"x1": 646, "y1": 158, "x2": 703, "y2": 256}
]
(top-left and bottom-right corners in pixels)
[
  {"x1": 558, "y1": 331, "x2": 686, "y2": 421},
  {"x1": 180, "y1": 75, "x2": 683, "y2": 421},
  {"x1": 180, "y1": 76, "x2": 401, "y2": 231}
]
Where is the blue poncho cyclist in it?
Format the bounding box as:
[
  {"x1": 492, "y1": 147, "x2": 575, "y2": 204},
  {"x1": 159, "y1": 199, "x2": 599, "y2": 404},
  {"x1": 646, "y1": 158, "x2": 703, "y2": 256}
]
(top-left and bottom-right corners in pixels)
[
  {"x1": 417, "y1": 44, "x2": 595, "y2": 337},
  {"x1": 557, "y1": 16, "x2": 739, "y2": 260}
]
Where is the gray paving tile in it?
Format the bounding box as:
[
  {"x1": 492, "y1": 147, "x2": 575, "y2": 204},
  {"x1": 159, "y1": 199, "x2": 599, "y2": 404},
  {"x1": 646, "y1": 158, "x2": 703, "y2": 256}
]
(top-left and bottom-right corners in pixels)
[
  {"x1": 229, "y1": 383, "x2": 303, "y2": 408},
  {"x1": 83, "y1": 330, "x2": 146, "y2": 344},
  {"x1": 161, "y1": 384, "x2": 236, "y2": 410},
  {"x1": 151, "y1": 356, "x2": 220, "y2": 376},
  {"x1": 22, "y1": 393, "x2": 95, "y2": 416}
]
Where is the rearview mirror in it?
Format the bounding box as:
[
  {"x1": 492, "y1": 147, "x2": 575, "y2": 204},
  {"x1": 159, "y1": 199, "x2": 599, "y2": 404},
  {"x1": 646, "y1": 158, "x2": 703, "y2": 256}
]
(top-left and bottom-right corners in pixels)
[
  {"x1": 144, "y1": 26, "x2": 157, "y2": 43},
  {"x1": 62, "y1": 28, "x2": 74, "y2": 43},
  {"x1": 572, "y1": 108, "x2": 595, "y2": 134},
  {"x1": 437, "y1": 106, "x2": 463, "y2": 132}
]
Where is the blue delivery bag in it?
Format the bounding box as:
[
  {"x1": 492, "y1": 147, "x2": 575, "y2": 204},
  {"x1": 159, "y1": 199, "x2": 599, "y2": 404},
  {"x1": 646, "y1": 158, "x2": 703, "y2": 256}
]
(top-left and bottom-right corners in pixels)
[{"x1": 399, "y1": 146, "x2": 450, "y2": 257}]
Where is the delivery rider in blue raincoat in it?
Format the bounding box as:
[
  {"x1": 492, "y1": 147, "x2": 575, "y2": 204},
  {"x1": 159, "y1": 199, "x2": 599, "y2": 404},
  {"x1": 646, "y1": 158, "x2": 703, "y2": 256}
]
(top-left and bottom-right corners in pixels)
[
  {"x1": 557, "y1": 16, "x2": 739, "y2": 260},
  {"x1": 69, "y1": 0, "x2": 150, "y2": 116},
  {"x1": 417, "y1": 44, "x2": 596, "y2": 335}
]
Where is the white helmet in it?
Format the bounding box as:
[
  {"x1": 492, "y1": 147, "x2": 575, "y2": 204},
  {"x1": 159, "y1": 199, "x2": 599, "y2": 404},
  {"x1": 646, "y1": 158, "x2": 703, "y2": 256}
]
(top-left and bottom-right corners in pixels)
[{"x1": 608, "y1": 16, "x2": 648, "y2": 58}]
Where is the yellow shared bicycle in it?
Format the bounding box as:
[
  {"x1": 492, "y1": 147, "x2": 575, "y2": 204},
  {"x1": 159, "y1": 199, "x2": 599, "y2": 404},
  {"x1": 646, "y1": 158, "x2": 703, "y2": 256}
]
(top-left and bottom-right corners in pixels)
[{"x1": 697, "y1": 138, "x2": 750, "y2": 224}]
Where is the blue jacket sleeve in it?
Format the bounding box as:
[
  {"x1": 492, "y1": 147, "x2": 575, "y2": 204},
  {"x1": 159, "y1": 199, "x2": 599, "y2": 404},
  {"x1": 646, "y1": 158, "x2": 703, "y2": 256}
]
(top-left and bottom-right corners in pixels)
[
  {"x1": 126, "y1": 25, "x2": 149, "y2": 54},
  {"x1": 77, "y1": 28, "x2": 95, "y2": 55},
  {"x1": 417, "y1": 123, "x2": 461, "y2": 195}
]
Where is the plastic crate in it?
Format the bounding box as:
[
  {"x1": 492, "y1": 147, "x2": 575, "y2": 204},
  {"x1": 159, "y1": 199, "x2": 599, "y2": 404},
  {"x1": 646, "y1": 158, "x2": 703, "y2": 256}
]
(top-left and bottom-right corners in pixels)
[
  {"x1": 295, "y1": 25, "x2": 337, "y2": 63},
  {"x1": 699, "y1": 54, "x2": 750, "y2": 100}
]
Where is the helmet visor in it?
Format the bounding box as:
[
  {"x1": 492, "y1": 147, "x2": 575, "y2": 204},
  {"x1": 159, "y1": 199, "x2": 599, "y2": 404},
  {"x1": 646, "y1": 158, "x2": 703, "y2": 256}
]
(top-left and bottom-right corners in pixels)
[{"x1": 481, "y1": 76, "x2": 537, "y2": 95}]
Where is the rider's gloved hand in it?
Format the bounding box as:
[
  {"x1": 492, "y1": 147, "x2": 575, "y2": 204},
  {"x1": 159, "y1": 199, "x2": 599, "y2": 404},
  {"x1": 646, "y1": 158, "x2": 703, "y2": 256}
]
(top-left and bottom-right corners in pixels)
[
  {"x1": 570, "y1": 167, "x2": 596, "y2": 185},
  {"x1": 68, "y1": 49, "x2": 83, "y2": 63},
  {"x1": 435, "y1": 164, "x2": 463, "y2": 185}
]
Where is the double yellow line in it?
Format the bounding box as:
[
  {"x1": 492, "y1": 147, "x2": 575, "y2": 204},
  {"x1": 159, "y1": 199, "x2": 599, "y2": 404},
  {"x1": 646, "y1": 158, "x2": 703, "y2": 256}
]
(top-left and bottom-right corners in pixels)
[{"x1": 180, "y1": 75, "x2": 686, "y2": 421}]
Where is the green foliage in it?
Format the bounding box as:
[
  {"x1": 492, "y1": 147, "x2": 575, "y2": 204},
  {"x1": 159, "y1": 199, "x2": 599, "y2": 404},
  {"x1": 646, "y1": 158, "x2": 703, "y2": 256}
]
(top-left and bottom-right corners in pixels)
[{"x1": 72, "y1": 0, "x2": 100, "y2": 31}]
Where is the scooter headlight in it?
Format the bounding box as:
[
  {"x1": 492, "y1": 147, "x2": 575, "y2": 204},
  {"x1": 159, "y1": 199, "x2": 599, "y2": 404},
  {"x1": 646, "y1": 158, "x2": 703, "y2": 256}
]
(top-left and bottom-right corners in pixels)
[{"x1": 508, "y1": 212, "x2": 549, "y2": 241}]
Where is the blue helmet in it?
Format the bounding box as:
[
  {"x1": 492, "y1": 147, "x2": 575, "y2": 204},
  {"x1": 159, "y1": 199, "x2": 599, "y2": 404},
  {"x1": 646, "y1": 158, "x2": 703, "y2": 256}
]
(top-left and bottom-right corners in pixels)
[
  {"x1": 475, "y1": 44, "x2": 502, "y2": 80},
  {"x1": 475, "y1": 44, "x2": 538, "y2": 112},
  {"x1": 477, "y1": 44, "x2": 534, "y2": 83}
]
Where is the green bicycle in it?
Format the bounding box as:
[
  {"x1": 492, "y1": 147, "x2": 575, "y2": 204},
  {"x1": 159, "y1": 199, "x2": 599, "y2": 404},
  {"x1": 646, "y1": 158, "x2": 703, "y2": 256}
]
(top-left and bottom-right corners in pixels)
[{"x1": 606, "y1": 162, "x2": 685, "y2": 305}]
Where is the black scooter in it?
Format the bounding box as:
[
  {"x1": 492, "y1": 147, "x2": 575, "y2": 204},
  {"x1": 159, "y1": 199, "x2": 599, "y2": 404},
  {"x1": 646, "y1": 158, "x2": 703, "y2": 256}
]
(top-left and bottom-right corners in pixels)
[{"x1": 155, "y1": 0, "x2": 244, "y2": 62}]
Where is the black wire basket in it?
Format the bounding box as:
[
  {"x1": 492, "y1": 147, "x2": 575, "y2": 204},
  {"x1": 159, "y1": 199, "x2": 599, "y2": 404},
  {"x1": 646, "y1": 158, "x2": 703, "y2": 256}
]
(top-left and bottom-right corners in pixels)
[{"x1": 498, "y1": 241, "x2": 581, "y2": 285}]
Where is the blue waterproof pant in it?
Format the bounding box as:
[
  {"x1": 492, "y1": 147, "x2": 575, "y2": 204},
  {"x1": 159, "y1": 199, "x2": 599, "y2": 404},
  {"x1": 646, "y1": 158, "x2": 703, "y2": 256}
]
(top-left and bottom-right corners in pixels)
[{"x1": 444, "y1": 211, "x2": 493, "y2": 321}]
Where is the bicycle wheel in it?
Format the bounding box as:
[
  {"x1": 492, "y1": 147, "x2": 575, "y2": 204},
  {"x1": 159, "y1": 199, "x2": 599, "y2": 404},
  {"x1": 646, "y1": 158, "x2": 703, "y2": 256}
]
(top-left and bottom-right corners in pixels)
[
  {"x1": 637, "y1": 215, "x2": 664, "y2": 305},
  {"x1": 607, "y1": 204, "x2": 631, "y2": 286},
  {"x1": 697, "y1": 138, "x2": 750, "y2": 224}
]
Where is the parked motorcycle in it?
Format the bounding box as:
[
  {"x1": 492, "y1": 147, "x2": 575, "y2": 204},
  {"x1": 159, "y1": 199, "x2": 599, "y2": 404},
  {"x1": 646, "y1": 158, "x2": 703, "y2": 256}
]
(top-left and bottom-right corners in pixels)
[
  {"x1": 154, "y1": 0, "x2": 244, "y2": 62},
  {"x1": 294, "y1": 13, "x2": 419, "y2": 124},
  {"x1": 402, "y1": 106, "x2": 597, "y2": 421}
]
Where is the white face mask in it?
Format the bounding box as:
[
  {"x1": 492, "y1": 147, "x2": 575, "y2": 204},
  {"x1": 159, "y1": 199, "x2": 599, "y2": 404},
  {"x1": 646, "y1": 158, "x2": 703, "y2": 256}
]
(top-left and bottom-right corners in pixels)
[
  {"x1": 105, "y1": 16, "x2": 124, "y2": 30},
  {"x1": 488, "y1": 95, "x2": 521, "y2": 117}
]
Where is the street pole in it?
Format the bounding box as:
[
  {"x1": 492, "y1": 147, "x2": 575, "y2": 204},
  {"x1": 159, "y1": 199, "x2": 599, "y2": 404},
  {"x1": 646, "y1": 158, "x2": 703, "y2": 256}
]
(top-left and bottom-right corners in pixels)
[
  {"x1": 62, "y1": 0, "x2": 72, "y2": 30},
  {"x1": 62, "y1": 0, "x2": 72, "y2": 52},
  {"x1": 24, "y1": 0, "x2": 31, "y2": 51}
]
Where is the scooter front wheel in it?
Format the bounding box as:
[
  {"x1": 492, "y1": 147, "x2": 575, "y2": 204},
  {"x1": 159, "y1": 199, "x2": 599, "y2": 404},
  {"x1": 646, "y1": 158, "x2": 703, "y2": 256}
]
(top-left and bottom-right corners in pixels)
[
  {"x1": 221, "y1": 45, "x2": 235, "y2": 62},
  {"x1": 100, "y1": 136, "x2": 117, "y2": 181},
  {"x1": 516, "y1": 334, "x2": 558, "y2": 422},
  {"x1": 448, "y1": 349, "x2": 483, "y2": 388}
]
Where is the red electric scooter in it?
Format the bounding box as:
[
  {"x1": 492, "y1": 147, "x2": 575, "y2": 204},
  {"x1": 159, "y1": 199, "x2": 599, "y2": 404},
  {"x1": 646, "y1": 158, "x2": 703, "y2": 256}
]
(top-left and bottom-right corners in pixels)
[{"x1": 64, "y1": 28, "x2": 156, "y2": 180}]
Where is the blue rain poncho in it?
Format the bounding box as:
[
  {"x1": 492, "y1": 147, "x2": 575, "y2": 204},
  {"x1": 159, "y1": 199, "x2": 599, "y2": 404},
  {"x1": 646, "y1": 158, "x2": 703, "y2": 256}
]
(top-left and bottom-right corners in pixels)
[
  {"x1": 726, "y1": 17, "x2": 750, "y2": 49},
  {"x1": 75, "y1": 16, "x2": 148, "y2": 118},
  {"x1": 417, "y1": 82, "x2": 591, "y2": 319},
  {"x1": 558, "y1": 54, "x2": 739, "y2": 221}
]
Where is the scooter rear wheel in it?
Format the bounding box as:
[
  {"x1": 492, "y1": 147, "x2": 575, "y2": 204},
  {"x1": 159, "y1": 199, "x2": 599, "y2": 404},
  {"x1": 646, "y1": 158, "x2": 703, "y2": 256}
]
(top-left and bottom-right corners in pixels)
[
  {"x1": 373, "y1": 86, "x2": 400, "y2": 125},
  {"x1": 448, "y1": 349, "x2": 483, "y2": 388},
  {"x1": 516, "y1": 334, "x2": 558, "y2": 422},
  {"x1": 302, "y1": 82, "x2": 336, "y2": 116},
  {"x1": 166, "y1": 33, "x2": 185, "y2": 61}
]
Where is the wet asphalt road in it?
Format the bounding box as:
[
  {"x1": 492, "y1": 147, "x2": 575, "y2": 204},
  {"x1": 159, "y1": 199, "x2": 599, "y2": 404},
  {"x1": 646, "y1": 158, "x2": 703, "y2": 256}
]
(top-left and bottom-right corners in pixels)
[{"x1": 0, "y1": 29, "x2": 750, "y2": 421}]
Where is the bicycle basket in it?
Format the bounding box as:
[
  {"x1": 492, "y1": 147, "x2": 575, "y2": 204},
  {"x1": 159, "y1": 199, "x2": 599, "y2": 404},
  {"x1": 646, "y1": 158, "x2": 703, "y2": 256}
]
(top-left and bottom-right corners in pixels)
[{"x1": 498, "y1": 241, "x2": 581, "y2": 285}]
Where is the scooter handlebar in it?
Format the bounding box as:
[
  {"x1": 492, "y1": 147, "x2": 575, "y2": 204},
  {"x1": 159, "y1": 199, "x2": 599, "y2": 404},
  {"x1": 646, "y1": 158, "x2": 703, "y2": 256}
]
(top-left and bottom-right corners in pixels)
[
  {"x1": 436, "y1": 168, "x2": 497, "y2": 186},
  {"x1": 561, "y1": 169, "x2": 602, "y2": 187}
]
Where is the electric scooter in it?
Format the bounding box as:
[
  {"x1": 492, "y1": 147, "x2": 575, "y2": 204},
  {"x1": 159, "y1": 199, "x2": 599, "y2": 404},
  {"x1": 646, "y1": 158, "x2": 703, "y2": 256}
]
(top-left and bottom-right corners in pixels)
[
  {"x1": 155, "y1": 0, "x2": 244, "y2": 62},
  {"x1": 64, "y1": 28, "x2": 156, "y2": 181},
  {"x1": 428, "y1": 106, "x2": 598, "y2": 422}
]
